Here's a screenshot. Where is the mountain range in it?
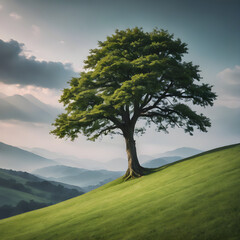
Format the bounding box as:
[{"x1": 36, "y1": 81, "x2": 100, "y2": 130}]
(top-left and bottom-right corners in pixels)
[
  {"x1": 106, "y1": 147, "x2": 202, "y2": 170},
  {"x1": 22, "y1": 146, "x2": 107, "y2": 170},
  {"x1": 0, "y1": 94, "x2": 60, "y2": 123},
  {"x1": 0, "y1": 140, "x2": 202, "y2": 172},
  {"x1": 32, "y1": 165, "x2": 124, "y2": 189},
  {"x1": 0, "y1": 142, "x2": 56, "y2": 171},
  {"x1": 0, "y1": 140, "x2": 203, "y2": 192},
  {"x1": 154, "y1": 147, "x2": 202, "y2": 158},
  {"x1": 142, "y1": 156, "x2": 182, "y2": 168},
  {"x1": 0, "y1": 141, "x2": 123, "y2": 190},
  {"x1": 23, "y1": 146, "x2": 202, "y2": 171}
]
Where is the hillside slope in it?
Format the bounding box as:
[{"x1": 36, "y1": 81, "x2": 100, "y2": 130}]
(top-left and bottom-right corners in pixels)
[
  {"x1": 0, "y1": 144, "x2": 239, "y2": 240},
  {"x1": 0, "y1": 168, "x2": 84, "y2": 219}
]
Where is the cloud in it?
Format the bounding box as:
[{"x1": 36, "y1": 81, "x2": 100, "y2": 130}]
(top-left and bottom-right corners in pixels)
[
  {"x1": 216, "y1": 65, "x2": 240, "y2": 108},
  {"x1": 9, "y1": 12, "x2": 22, "y2": 20},
  {"x1": 218, "y1": 65, "x2": 240, "y2": 96},
  {"x1": 0, "y1": 5, "x2": 3, "y2": 10},
  {"x1": 59, "y1": 40, "x2": 65, "y2": 44},
  {"x1": 32, "y1": 25, "x2": 41, "y2": 36},
  {"x1": 0, "y1": 82, "x2": 62, "y2": 107},
  {"x1": 207, "y1": 106, "x2": 240, "y2": 137},
  {"x1": 0, "y1": 39, "x2": 78, "y2": 89}
]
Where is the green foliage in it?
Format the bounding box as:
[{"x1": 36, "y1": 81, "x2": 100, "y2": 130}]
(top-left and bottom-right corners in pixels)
[
  {"x1": 51, "y1": 27, "x2": 216, "y2": 141},
  {"x1": 0, "y1": 144, "x2": 239, "y2": 239}
]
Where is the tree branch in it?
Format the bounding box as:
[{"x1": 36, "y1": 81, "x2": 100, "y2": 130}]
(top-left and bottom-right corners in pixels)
[
  {"x1": 142, "y1": 81, "x2": 173, "y2": 113},
  {"x1": 92, "y1": 125, "x2": 119, "y2": 139}
]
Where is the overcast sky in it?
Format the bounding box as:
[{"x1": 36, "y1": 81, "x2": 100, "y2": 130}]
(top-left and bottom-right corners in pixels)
[{"x1": 0, "y1": 0, "x2": 239, "y2": 161}]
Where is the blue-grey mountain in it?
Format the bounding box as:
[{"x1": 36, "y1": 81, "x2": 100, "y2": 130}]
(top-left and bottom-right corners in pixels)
[
  {"x1": 0, "y1": 142, "x2": 56, "y2": 171},
  {"x1": 0, "y1": 94, "x2": 60, "y2": 123},
  {"x1": 32, "y1": 165, "x2": 123, "y2": 188}
]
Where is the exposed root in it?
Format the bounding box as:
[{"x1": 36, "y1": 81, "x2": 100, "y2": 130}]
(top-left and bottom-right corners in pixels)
[
  {"x1": 123, "y1": 170, "x2": 141, "y2": 181},
  {"x1": 123, "y1": 167, "x2": 151, "y2": 181}
]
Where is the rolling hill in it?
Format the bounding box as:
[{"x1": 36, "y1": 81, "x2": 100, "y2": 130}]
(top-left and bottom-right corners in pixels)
[
  {"x1": 0, "y1": 143, "x2": 239, "y2": 239},
  {"x1": 22, "y1": 145, "x2": 202, "y2": 170},
  {"x1": 0, "y1": 142, "x2": 57, "y2": 171},
  {"x1": 22, "y1": 147, "x2": 108, "y2": 170},
  {"x1": 0, "y1": 168, "x2": 84, "y2": 219},
  {"x1": 154, "y1": 147, "x2": 202, "y2": 158},
  {"x1": 142, "y1": 156, "x2": 181, "y2": 168},
  {"x1": 32, "y1": 165, "x2": 123, "y2": 188}
]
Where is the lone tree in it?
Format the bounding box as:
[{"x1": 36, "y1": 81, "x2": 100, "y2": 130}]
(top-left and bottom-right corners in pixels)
[{"x1": 51, "y1": 28, "x2": 216, "y2": 180}]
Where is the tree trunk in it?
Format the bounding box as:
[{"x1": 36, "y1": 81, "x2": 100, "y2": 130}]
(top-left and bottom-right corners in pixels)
[{"x1": 123, "y1": 133, "x2": 145, "y2": 180}]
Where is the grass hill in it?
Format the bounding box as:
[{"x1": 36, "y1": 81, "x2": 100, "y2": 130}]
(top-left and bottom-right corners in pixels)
[
  {"x1": 0, "y1": 168, "x2": 84, "y2": 219},
  {"x1": 0, "y1": 144, "x2": 239, "y2": 240}
]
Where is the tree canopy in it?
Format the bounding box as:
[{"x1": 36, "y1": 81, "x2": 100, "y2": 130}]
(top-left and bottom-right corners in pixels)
[{"x1": 51, "y1": 27, "x2": 216, "y2": 179}]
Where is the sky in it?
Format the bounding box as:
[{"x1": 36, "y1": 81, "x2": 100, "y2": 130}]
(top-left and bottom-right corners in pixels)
[{"x1": 0, "y1": 0, "x2": 239, "y2": 162}]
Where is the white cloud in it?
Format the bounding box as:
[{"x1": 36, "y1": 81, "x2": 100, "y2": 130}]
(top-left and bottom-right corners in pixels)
[
  {"x1": 216, "y1": 65, "x2": 240, "y2": 108},
  {"x1": 0, "y1": 5, "x2": 3, "y2": 10},
  {"x1": 59, "y1": 40, "x2": 65, "y2": 44},
  {"x1": 0, "y1": 82, "x2": 61, "y2": 108},
  {"x1": 9, "y1": 12, "x2": 22, "y2": 20},
  {"x1": 32, "y1": 24, "x2": 41, "y2": 36},
  {"x1": 218, "y1": 65, "x2": 240, "y2": 86}
]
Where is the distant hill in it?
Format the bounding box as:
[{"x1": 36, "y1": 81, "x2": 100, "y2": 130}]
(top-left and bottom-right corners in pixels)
[
  {"x1": 32, "y1": 165, "x2": 123, "y2": 188},
  {"x1": 22, "y1": 147, "x2": 66, "y2": 160},
  {"x1": 142, "y1": 156, "x2": 181, "y2": 168},
  {"x1": 0, "y1": 144, "x2": 239, "y2": 239},
  {"x1": 87, "y1": 147, "x2": 200, "y2": 170},
  {"x1": 0, "y1": 168, "x2": 84, "y2": 219},
  {"x1": 23, "y1": 146, "x2": 202, "y2": 171},
  {"x1": 155, "y1": 147, "x2": 202, "y2": 158},
  {"x1": 22, "y1": 147, "x2": 107, "y2": 170},
  {"x1": 142, "y1": 147, "x2": 202, "y2": 168},
  {"x1": 0, "y1": 142, "x2": 57, "y2": 171},
  {"x1": 0, "y1": 94, "x2": 60, "y2": 123}
]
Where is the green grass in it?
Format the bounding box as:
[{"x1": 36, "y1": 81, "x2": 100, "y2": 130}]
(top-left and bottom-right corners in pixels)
[{"x1": 0, "y1": 143, "x2": 239, "y2": 240}]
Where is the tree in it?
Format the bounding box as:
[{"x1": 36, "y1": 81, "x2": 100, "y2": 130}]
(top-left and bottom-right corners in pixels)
[{"x1": 51, "y1": 28, "x2": 216, "y2": 180}]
